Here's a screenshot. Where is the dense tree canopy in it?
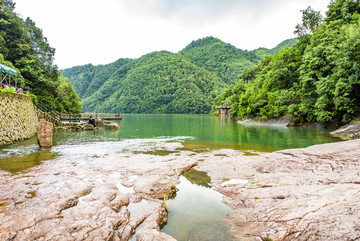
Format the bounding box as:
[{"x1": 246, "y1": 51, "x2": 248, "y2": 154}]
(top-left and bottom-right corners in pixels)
[
  {"x1": 0, "y1": 0, "x2": 81, "y2": 113},
  {"x1": 64, "y1": 51, "x2": 220, "y2": 114},
  {"x1": 179, "y1": 37, "x2": 258, "y2": 85},
  {"x1": 215, "y1": 0, "x2": 360, "y2": 126}
]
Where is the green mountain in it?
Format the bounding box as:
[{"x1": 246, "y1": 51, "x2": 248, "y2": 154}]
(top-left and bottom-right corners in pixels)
[
  {"x1": 179, "y1": 36, "x2": 258, "y2": 85},
  {"x1": 62, "y1": 37, "x2": 297, "y2": 114},
  {"x1": 251, "y1": 38, "x2": 299, "y2": 60},
  {"x1": 60, "y1": 58, "x2": 134, "y2": 99},
  {"x1": 63, "y1": 51, "x2": 220, "y2": 113},
  {"x1": 179, "y1": 37, "x2": 298, "y2": 85}
]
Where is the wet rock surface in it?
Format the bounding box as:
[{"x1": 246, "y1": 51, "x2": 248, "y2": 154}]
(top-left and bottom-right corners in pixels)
[
  {"x1": 194, "y1": 140, "x2": 360, "y2": 241},
  {"x1": 1, "y1": 139, "x2": 359, "y2": 240}
]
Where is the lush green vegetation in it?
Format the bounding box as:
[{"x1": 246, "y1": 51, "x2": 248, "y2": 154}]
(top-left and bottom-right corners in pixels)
[
  {"x1": 0, "y1": 0, "x2": 81, "y2": 113},
  {"x1": 179, "y1": 36, "x2": 298, "y2": 85},
  {"x1": 251, "y1": 38, "x2": 299, "y2": 59},
  {"x1": 215, "y1": 0, "x2": 360, "y2": 126},
  {"x1": 179, "y1": 37, "x2": 258, "y2": 85},
  {"x1": 64, "y1": 51, "x2": 220, "y2": 113},
  {"x1": 62, "y1": 37, "x2": 295, "y2": 114}
]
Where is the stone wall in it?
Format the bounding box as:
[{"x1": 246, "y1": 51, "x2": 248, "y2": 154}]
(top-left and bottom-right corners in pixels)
[{"x1": 0, "y1": 93, "x2": 38, "y2": 146}]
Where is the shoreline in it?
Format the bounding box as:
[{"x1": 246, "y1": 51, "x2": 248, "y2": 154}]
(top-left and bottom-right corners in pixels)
[{"x1": 0, "y1": 139, "x2": 359, "y2": 240}]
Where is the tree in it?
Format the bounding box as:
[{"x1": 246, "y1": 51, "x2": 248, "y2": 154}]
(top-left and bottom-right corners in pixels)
[
  {"x1": 294, "y1": 6, "x2": 323, "y2": 42},
  {"x1": 0, "y1": 0, "x2": 82, "y2": 113},
  {"x1": 326, "y1": 0, "x2": 360, "y2": 23}
]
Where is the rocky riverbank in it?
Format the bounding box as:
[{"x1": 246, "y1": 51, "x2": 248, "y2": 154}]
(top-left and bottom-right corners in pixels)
[
  {"x1": 330, "y1": 121, "x2": 360, "y2": 139},
  {"x1": 0, "y1": 149, "x2": 195, "y2": 240},
  {"x1": 56, "y1": 118, "x2": 120, "y2": 132},
  {"x1": 195, "y1": 139, "x2": 360, "y2": 240},
  {"x1": 0, "y1": 139, "x2": 359, "y2": 240}
]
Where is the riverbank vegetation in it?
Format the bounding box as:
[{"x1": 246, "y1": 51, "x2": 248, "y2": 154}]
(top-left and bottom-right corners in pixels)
[
  {"x1": 62, "y1": 37, "x2": 296, "y2": 114},
  {"x1": 214, "y1": 0, "x2": 360, "y2": 126},
  {"x1": 0, "y1": 0, "x2": 82, "y2": 113}
]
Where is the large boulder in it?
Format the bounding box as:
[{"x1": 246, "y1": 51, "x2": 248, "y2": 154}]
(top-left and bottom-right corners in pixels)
[
  {"x1": 330, "y1": 121, "x2": 360, "y2": 139},
  {"x1": 95, "y1": 118, "x2": 120, "y2": 130},
  {"x1": 104, "y1": 123, "x2": 120, "y2": 130},
  {"x1": 83, "y1": 124, "x2": 95, "y2": 131},
  {"x1": 37, "y1": 119, "x2": 53, "y2": 148},
  {"x1": 55, "y1": 119, "x2": 119, "y2": 132}
]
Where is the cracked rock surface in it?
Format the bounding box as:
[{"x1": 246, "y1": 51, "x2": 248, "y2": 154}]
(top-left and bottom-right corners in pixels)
[
  {"x1": 0, "y1": 151, "x2": 196, "y2": 240},
  {"x1": 194, "y1": 139, "x2": 360, "y2": 241},
  {"x1": 1, "y1": 139, "x2": 360, "y2": 240}
]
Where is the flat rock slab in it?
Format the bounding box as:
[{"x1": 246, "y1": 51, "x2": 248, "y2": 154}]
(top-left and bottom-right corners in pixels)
[
  {"x1": 0, "y1": 151, "x2": 197, "y2": 240},
  {"x1": 194, "y1": 140, "x2": 360, "y2": 241}
]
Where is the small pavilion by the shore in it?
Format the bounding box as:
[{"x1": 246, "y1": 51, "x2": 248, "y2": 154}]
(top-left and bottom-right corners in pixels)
[
  {"x1": 215, "y1": 102, "x2": 231, "y2": 117},
  {"x1": 0, "y1": 63, "x2": 17, "y2": 89}
]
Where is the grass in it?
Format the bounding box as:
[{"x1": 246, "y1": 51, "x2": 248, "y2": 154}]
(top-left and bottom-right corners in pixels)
[{"x1": 262, "y1": 238, "x2": 273, "y2": 241}]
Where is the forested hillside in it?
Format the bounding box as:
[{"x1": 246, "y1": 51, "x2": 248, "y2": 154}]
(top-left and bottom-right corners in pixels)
[
  {"x1": 179, "y1": 37, "x2": 257, "y2": 85},
  {"x1": 0, "y1": 0, "x2": 81, "y2": 113},
  {"x1": 62, "y1": 37, "x2": 295, "y2": 113},
  {"x1": 179, "y1": 37, "x2": 298, "y2": 85},
  {"x1": 60, "y1": 58, "x2": 134, "y2": 99},
  {"x1": 215, "y1": 0, "x2": 360, "y2": 126},
  {"x1": 251, "y1": 38, "x2": 299, "y2": 60},
  {"x1": 64, "y1": 51, "x2": 219, "y2": 113}
]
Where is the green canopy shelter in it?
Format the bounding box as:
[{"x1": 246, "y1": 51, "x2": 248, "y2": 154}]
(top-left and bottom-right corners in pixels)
[{"x1": 0, "y1": 63, "x2": 18, "y2": 88}]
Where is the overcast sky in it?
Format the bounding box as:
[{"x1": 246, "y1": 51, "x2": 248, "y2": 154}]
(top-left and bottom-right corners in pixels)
[{"x1": 14, "y1": 0, "x2": 330, "y2": 69}]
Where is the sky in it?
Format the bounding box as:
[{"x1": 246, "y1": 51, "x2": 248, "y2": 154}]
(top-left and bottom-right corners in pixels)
[{"x1": 14, "y1": 0, "x2": 330, "y2": 69}]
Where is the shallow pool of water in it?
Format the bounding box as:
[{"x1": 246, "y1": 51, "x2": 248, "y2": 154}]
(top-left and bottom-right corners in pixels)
[{"x1": 161, "y1": 170, "x2": 236, "y2": 240}]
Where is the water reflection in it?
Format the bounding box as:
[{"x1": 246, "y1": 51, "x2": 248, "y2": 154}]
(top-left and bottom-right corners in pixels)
[
  {"x1": 161, "y1": 175, "x2": 236, "y2": 241},
  {"x1": 183, "y1": 169, "x2": 211, "y2": 188},
  {"x1": 118, "y1": 114, "x2": 340, "y2": 152}
]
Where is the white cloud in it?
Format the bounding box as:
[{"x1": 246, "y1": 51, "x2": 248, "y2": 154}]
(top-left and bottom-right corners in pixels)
[{"x1": 13, "y1": 0, "x2": 330, "y2": 69}]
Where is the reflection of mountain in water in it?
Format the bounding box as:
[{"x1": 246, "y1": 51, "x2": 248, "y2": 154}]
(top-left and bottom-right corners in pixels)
[
  {"x1": 183, "y1": 169, "x2": 211, "y2": 188},
  {"x1": 162, "y1": 176, "x2": 236, "y2": 240}
]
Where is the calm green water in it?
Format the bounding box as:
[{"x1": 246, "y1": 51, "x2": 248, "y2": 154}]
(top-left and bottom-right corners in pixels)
[
  {"x1": 117, "y1": 114, "x2": 339, "y2": 152},
  {"x1": 0, "y1": 114, "x2": 340, "y2": 172}
]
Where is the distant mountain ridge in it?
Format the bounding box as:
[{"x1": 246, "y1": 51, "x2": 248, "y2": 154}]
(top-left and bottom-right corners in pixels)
[
  {"x1": 251, "y1": 38, "x2": 299, "y2": 59},
  {"x1": 61, "y1": 37, "x2": 298, "y2": 113}
]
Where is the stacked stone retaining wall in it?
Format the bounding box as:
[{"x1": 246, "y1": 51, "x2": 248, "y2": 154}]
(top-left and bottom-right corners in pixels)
[{"x1": 0, "y1": 93, "x2": 38, "y2": 146}]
